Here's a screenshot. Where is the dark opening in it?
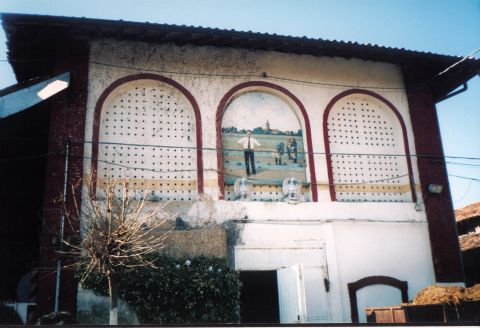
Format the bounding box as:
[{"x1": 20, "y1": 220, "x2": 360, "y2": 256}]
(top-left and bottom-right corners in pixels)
[
  {"x1": 240, "y1": 270, "x2": 280, "y2": 323},
  {"x1": 0, "y1": 102, "x2": 50, "y2": 301}
]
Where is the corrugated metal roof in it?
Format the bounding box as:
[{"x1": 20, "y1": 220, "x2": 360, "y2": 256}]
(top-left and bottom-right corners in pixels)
[
  {"x1": 1, "y1": 13, "x2": 479, "y2": 100},
  {"x1": 0, "y1": 12, "x2": 471, "y2": 64}
]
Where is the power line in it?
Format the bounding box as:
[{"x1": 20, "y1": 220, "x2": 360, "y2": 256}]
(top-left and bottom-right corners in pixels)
[
  {"x1": 448, "y1": 174, "x2": 480, "y2": 182},
  {"x1": 0, "y1": 151, "x2": 60, "y2": 163},
  {"x1": 0, "y1": 58, "x2": 405, "y2": 90},
  {"x1": 2, "y1": 148, "x2": 478, "y2": 185},
  {"x1": 89, "y1": 61, "x2": 405, "y2": 90},
  {"x1": 3, "y1": 46, "x2": 479, "y2": 91},
  {"x1": 79, "y1": 139, "x2": 480, "y2": 161},
  {"x1": 435, "y1": 48, "x2": 480, "y2": 78},
  {"x1": 452, "y1": 180, "x2": 473, "y2": 204},
  {"x1": 411, "y1": 47, "x2": 480, "y2": 92},
  {"x1": 1, "y1": 138, "x2": 479, "y2": 161},
  {"x1": 444, "y1": 161, "x2": 480, "y2": 167},
  {"x1": 73, "y1": 153, "x2": 412, "y2": 186},
  {"x1": 0, "y1": 138, "x2": 48, "y2": 142}
]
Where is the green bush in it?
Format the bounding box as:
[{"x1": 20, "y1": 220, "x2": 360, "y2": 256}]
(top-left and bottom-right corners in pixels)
[{"x1": 80, "y1": 255, "x2": 240, "y2": 324}]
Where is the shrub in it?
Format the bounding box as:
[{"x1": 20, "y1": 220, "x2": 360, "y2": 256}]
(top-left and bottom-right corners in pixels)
[{"x1": 81, "y1": 255, "x2": 240, "y2": 324}]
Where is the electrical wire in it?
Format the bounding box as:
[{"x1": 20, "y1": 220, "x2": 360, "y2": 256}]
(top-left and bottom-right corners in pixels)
[
  {"x1": 1, "y1": 137, "x2": 479, "y2": 160},
  {"x1": 448, "y1": 174, "x2": 480, "y2": 182},
  {"x1": 0, "y1": 58, "x2": 407, "y2": 90},
  {"x1": 0, "y1": 151, "x2": 61, "y2": 163},
  {"x1": 1, "y1": 139, "x2": 480, "y2": 165},
  {"x1": 78, "y1": 139, "x2": 480, "y2": 161},
  {"x1": 452, "y1": 180, "x2": 473, "y2": 203},
  {"x1": 435, "y1": 48, "x2": 480, "y2": 78},
  {"x1": 73, "y1": 153, "x2": 412, "y2": 186},
  {"x1": 443, "y1": 161, "x2": 480, "y2": 167},
  {"x1": 0, "y1": 58, "x2": 408, "y2": 91},
  {"x1": 2, "y1": 46, "x2": 479, "y2": 91},
  {"x1": 88, "y1": 61, "x2": 405, "y2": 90},
  {"x1": 2, "y1": 146, "x2": 479, "y2": 194}
]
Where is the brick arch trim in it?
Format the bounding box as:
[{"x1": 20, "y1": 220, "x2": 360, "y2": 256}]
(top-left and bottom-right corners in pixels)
[
  {"x1": 215, "y1": 81, "x2": 318, "y2": 201},
  {"x1": 347, "y1": 275, "x2": 409, "y2": 323},
  {"x1": 92, "y1": 73, "x2": 203, "y2": 193},
  {"x1": 323, "y1": 89, "x2": 416, "y2": 202}
]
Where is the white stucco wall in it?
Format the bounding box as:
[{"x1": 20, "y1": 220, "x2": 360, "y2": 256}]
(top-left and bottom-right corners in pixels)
[{"x1": 81, "y1": 39, "x2": 436, "y2": 323}]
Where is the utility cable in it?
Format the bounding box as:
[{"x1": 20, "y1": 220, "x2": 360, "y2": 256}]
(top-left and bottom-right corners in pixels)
[
  {"x1": 73, "y1": 153, "x2": 412, "y2": 186},
  {"x1": 448, "y1": 174, "x2": 480, "y2": 182},
  {"x1": 0, "y1": 58, "x2": 405, "y2": 90},
  {"x1": 443, "y1": 161, "x2": 480, "y2": 167},
  {"x1": 2, "y1": 138, "x2": 479, "y2": 161},
  {"x1": 78, "y1": 139, "x2": 480, "y2": 161},
  {"x1": 3, "y1": 47, "x2": 479, "y2": 91},
  {"x1": 452, "y1": 180, "x2": 473, "y2": 204},
  {"x1": 0, "y1": 151, "x2": 61, "y2": 163}
]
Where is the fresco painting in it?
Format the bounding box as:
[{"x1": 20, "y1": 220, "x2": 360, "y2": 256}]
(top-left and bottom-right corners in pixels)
[{"x1": 222, "y1": 92, "x2": 307, "y2": 185}]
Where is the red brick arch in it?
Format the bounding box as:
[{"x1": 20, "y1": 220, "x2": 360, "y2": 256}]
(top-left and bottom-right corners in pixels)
[
  {"x1": 216, "y1": 81, "x2": 318, "y2": 201},
  {"x1": 91, "y1": 73, "x2": 203, "y2": 193}
]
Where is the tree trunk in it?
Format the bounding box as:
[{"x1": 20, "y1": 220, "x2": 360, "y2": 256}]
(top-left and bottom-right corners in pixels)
[{"x1": 108, "y1": 274, "x2": 118, "y2": 325}]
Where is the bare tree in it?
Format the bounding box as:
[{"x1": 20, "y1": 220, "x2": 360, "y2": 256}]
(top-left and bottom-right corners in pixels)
[{"x1": 61, "y1": 177, "x2": 173, "y2": 325}]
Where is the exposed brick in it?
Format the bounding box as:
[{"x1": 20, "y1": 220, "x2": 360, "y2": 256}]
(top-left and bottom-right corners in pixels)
[
  {"x1": 37, "y1": 40, "x2": 90, "y2": 316},
  {"x1": 403, "y1": 68, "x2": 463, "y2": 282}
]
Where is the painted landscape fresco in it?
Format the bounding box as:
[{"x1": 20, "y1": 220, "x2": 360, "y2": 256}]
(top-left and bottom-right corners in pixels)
[{"x1": 221, "y1": 92, "x2": 307, "y2": 185}]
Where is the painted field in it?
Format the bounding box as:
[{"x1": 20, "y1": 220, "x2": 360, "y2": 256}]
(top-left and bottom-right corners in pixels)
[{"x1": 222, "y1": 133, "x2": 307, "y2": 185}]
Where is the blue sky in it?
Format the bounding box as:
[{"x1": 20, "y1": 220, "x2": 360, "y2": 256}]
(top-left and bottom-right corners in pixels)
[{"x1": 1, "y1": 0, "x2": 479, "y2": 208}]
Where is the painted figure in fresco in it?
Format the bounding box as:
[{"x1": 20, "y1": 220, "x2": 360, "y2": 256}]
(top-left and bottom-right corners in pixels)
[
  {"x1": 237, "y1": 130, "x2": 261, "y2": 175},
  {"x1": 274, "y1": 142, "x2": 284, "y2": 165},
  {"x1": 290, "y1": 138, "x2": 298, "y2": 163},
  {"x1": 286, "y1": 137, "x2": 292, "y2": 160}
]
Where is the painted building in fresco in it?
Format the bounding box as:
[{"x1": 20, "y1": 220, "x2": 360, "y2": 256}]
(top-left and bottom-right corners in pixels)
[{"x1": 2, "y1": 13, "x2": 479, "y2": 323}]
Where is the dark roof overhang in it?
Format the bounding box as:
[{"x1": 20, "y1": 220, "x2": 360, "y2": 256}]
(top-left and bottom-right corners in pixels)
[{"x1": 2, "y1": 13, "x2": 479, "y2": 101}]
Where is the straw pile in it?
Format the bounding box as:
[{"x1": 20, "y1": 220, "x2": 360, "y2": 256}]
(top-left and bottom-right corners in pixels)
[
  {"x1": 465, "y1": 284, "x2": 480, "y2": 301},
  {"x1": 410, "y1": 284, "x2": 480, "y2": 305}
]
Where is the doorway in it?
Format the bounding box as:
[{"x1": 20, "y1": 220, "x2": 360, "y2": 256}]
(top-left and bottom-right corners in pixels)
[{"x1": 239, "y1": 270, "x2": 280, "y2": 323}]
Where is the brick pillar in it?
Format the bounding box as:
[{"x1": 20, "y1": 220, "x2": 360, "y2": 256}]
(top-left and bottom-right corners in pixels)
[
  {"x1": 36, "y1": 40, "x2": 90, "y2": 316},
  {"x1": 403, "y1": 69, "x2": 464, "y2": 282}
]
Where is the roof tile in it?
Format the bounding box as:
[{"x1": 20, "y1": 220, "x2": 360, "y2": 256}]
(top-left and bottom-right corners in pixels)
[{"x1": 455, "y1": 202, "x2": 480, "y2": 222}]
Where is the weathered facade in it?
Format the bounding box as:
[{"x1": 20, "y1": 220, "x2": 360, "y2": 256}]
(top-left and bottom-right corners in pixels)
[{"x1": 2, "y1": 13, "x2": 479, "y2": 323}]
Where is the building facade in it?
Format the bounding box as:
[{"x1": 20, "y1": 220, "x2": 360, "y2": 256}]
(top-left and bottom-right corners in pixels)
[{"x1": 3, "y1": 13, "x2": 479, "y2": 323}]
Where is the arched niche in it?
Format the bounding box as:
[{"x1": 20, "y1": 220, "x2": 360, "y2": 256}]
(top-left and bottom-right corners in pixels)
[
  {"x1": 323, "y1": 89, "x2": 416, "y2": 203},
  {"x1": 91, "y1": 73, "x2": 203, "y2": 199},
  {"x1": 216, "y1": 81, "x2": 318, "y2": 201}
]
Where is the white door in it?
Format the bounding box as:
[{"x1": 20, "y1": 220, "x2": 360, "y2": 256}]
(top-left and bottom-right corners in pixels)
[{"x1": 277, "y1": 265, "x2": 307, "y2": 323}]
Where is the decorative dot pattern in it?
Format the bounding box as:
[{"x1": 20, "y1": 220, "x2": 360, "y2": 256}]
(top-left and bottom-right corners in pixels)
[
  {"x1": 97, "y1": 80, "x2": 197, "y2": 200},
  {"x1": 327, "y1": 96, "x2": 410, "y2": 202}
]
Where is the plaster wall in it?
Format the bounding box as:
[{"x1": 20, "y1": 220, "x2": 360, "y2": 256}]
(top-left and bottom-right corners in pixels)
[
  {"x1": 84, "y1": 39, "x2": 422, "y2": 203},
  {"x1": 331, "y1": 222, "x2": 435, "y2": 322},
  {"x1": 234, "y1": 221, "x2": 435, "y2": 323},
  {"x1": 81, "y1": 39, "x2": 437, "y2": 323}
]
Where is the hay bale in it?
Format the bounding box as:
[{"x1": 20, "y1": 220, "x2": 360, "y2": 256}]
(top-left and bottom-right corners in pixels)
[
  {"x1": 410, "y1": 284, "x2": 480, "y2": 306},
  {"x1": 465, "y1": 284, "x2": 480, "y2": 301},
  {"x1": 411, "y1": 285, "x2": 465, "y2": 305}
]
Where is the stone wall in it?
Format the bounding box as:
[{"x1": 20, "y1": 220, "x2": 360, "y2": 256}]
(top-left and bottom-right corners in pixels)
[{"x1": 163, "y1": 226, "x2": 227, "y2": 258}]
